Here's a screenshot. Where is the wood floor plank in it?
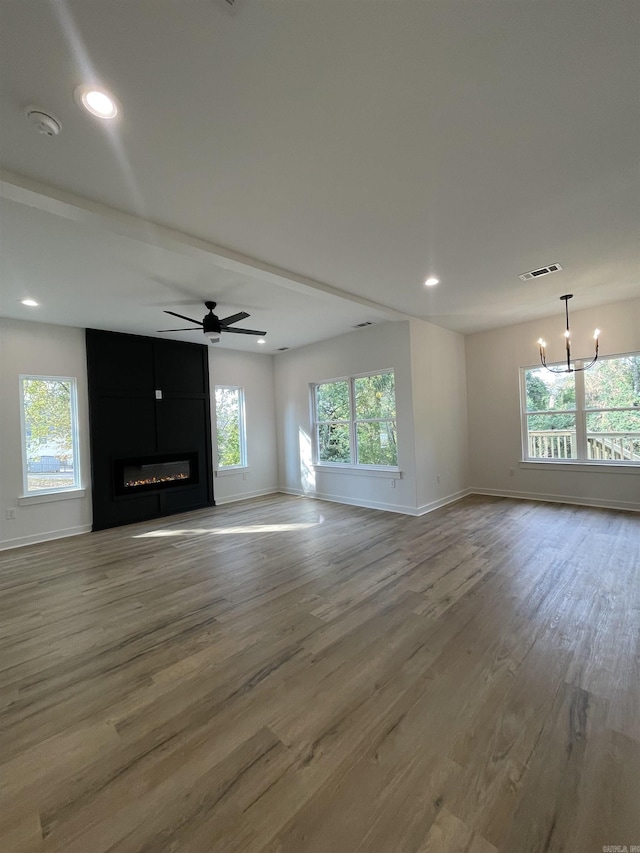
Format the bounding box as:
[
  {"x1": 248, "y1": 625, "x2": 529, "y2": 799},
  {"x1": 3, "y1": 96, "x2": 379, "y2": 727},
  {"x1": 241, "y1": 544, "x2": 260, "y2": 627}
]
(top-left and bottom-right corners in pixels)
[
  {"x1": 414, "y1": 808, "x2": 492, "y2": 853},
  {"x1": 0, "y1": 807, "x2": 42, "y2": 853},
  {"x1": 0, "y1": 493, "x2": 638, "y2": 852}
]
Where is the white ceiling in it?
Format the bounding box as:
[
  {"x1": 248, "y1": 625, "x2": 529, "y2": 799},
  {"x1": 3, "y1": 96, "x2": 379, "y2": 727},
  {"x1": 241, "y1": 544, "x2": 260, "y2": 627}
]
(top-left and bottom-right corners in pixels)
[
  {"x1": 0, "y1": 179, "x2": 399, "y2": 350},
  {"x1": 0, "y1": 0, "x2": 638, "y2": 352}
]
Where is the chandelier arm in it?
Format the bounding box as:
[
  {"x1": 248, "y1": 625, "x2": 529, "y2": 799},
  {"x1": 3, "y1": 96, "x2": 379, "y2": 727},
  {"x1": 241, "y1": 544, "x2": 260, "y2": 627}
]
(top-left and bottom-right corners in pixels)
[
  {"x1": 574, "y1": 352, "x2": 599, "y2": 372},
  {"x1": 540, "y1": 351, "x2": 565, "y2": 373},
  {"x1": 543, "y1": 364, "x2": 573, "y2": 374}
]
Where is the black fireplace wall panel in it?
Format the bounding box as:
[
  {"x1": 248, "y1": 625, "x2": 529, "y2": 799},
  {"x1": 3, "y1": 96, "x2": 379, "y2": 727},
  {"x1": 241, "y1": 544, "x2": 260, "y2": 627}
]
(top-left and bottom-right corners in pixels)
[{"x1": 86, "y1": 329, "x2": 214, "y2": 530}]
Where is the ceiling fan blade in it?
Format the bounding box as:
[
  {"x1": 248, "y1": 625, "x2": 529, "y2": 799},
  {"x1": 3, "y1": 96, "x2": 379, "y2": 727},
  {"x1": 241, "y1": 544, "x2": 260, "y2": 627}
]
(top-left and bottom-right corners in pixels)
[
  {"x1": 222, "y1": 327, "x2": 267, "y2": 336},
  {"x1": 157, "y1": 327, "x2": 201, "y2": 332},
  {"x1": 164, "y1": 310, "x2": 202, "y2": 325},
  {"x1": 219, "y1": 311, "x2": 250, "y2": 327}
]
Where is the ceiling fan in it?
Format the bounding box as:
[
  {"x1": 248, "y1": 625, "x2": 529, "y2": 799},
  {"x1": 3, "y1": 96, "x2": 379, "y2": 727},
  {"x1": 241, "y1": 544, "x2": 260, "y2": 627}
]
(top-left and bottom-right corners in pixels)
[{"x1": 158, "y1": 301, "x2": 266, "y2": 342}]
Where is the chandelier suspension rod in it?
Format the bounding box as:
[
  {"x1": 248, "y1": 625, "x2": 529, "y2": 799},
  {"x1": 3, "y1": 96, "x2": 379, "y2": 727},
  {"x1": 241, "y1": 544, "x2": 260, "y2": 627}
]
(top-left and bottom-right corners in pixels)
[{"x1": 562, "y1": 293, "x2": 572, "y2": 373}]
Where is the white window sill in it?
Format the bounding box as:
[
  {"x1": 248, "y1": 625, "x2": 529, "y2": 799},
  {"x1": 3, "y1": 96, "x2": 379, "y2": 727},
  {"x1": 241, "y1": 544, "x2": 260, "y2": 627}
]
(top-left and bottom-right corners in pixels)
[
  {"x1": 313, "y1": 464, "x2": 402, "y2": 479},
  {"x1": 520, "y1": 460, "x2": 638, "y2": 475},
  {"x1": 18, "y1": 488, "x2": 86, "y2": 506},
  {"x1": 215, "y1": 466, "x2": 250, "y2": 477}
]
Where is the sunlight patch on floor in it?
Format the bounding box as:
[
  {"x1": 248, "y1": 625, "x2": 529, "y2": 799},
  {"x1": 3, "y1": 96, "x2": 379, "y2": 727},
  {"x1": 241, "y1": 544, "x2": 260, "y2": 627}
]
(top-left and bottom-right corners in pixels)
[{"x1": 133, "y1": 521, "x2": 322, "y2": 538}]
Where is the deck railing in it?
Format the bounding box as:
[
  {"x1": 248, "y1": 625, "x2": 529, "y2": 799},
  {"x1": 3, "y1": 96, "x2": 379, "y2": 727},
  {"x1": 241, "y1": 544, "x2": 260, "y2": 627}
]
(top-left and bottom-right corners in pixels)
[{"x1": 528, "y1": 431, "x2": 640, "y2": 462}]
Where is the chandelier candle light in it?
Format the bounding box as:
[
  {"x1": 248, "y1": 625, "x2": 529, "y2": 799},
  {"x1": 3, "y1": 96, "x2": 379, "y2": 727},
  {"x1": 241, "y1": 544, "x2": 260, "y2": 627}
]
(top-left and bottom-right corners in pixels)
[{"x1": 537, "y1": 294, "x2": 600, "y2": 374}]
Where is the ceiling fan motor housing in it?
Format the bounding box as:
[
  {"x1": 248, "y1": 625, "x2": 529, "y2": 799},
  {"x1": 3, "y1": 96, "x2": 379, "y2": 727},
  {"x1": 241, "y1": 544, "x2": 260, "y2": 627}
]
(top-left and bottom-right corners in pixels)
[{"x1": 203, "y1": 312, "x2": 221, "y2": 334}]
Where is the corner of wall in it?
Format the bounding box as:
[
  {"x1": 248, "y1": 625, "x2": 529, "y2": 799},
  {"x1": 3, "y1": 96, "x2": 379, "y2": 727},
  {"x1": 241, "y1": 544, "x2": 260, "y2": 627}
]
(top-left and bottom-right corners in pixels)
[{"x1": 408, "y1": 319, "x2": 470, "y2": 508}]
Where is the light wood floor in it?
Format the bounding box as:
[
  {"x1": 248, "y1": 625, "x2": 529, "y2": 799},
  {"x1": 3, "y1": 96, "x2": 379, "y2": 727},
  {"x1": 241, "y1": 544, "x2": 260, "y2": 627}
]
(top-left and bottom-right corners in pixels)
[{"x1": 1, "y1": 494, "x2": 638, "y2": 853}]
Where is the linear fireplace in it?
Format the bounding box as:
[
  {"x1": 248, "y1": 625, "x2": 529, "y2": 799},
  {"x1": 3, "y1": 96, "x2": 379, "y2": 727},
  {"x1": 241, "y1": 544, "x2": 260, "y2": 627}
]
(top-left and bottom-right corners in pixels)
[
  {"x1": 87, "y1": 330, "x2": 214, "y2": 529},
  {"x1": 113, "y1": 452, "x2": 199, "y2": 497}
]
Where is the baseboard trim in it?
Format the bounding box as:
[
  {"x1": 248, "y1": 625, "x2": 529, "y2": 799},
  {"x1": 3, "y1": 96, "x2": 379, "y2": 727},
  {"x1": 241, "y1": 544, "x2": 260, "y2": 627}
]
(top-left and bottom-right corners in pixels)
[
  {"x1": 0, "y1": 524, "x2": 92, "y2": 552},
  {"x1": 279, "y1": 487, "x2": 416, "y2": 515},
  {"x1": 280, "y1": 484, "x2": 639, "y2": 516},
  {"x1": 415, "y1": 489, "x2": 473, "y2": 516},
  {"x1": 214, "y1": 487, "x2": 280, "y2": 505},
  {"x1": 279, "y1": 487, "x2": 470, "y2": 516},
  {"x1": 468, "y1": 487, "x2": 640, "y2": 513}
]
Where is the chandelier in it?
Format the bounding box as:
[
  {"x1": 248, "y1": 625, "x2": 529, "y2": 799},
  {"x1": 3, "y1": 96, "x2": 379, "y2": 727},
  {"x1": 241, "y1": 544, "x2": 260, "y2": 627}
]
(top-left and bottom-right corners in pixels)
[{"x1": 537, "y1": 294, "x2": 600, "y2": 374}]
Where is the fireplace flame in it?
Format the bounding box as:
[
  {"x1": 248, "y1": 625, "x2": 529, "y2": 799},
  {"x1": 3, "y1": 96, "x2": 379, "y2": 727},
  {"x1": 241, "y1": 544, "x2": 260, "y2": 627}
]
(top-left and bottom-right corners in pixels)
[{"x1": 125, "y1": 473, "x2": 189, "y2": 488}]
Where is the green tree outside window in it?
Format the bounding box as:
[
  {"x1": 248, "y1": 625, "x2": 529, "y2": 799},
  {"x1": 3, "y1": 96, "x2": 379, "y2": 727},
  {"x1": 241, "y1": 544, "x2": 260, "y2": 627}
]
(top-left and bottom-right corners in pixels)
[
  {"x1": 215, "y1": 387, "x2": 246, "y2": 468},
  {"x1": 21, "y1": 376, "x2": 79, "y2": 492},
  {"x1": 314, "y1": 371, "x2": 397, "y2": 466}
]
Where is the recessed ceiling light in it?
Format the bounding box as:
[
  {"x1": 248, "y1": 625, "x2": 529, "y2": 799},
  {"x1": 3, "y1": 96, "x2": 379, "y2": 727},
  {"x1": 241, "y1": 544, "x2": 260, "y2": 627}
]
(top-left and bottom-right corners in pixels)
[
  {"x1": 75, "y1": 85, "x2": 118, "y2": 119},
  {"x1": 424, "y1": 277, "x2": 439, "y2": 287},
  {"x1": 20, "y1": 298, "x2": 39, "y2": 307},
  {"x1": 257, "y1": 339, "x2": 266, "y2": 345}
]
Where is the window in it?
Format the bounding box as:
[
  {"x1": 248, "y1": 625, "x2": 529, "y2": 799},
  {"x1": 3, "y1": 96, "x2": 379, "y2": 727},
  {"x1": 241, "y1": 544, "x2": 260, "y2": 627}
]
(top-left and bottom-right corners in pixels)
[
  {"x1": 521, "y1": 353, "x2": 640, "y2": 464},
  {"x1": 215, "y1": 386, "x2": 247, "y2": 469},
  {"x1": 20, "y1": 376, "x2": 81, "y2": 494},
  {"x1": 313, "y1": 370, "x2": 398, "y2": 467}
]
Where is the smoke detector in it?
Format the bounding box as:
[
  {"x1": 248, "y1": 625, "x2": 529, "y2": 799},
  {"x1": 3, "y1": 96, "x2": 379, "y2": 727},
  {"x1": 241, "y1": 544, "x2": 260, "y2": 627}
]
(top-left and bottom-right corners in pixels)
[
  {"x1": 519, "y1": 263, "x2": 562, "y2": 282},
  {"x1": 24, "y1": 106, "x2": 61, "y2": 137}
]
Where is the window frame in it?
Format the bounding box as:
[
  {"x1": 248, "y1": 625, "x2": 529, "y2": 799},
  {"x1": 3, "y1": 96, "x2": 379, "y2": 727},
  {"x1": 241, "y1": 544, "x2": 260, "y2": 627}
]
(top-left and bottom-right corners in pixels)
[
  {"x1": 214, "y1": 385, "x2": 247, "y2": 471},
  {"x1": 311, "y1": 369, "x2": 399, "y2": 469},
  {"x1": 19, "y1": 374, "x2": 81, "y2": 496},
  {"x1": 520, "y1": 351, "x2": 640, "y2": 466}
]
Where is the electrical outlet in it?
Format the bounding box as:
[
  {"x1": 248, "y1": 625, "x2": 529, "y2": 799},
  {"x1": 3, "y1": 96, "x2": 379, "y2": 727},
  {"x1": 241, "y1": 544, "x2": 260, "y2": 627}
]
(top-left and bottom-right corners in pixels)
[
  {"x1": 390, "y1": 479, "x2": 395, "y2": 488},
  {"x1": 509, "y1": 467, "x2": 516, "y2": 477},
  {"x1": 242, "y1": 473, "x2": 247, "y2": 481},
  {"x1": 436, "y1": 474, "x2": 441, "y2": 484},
  {"x1": 5, "y1": 508, "x2": 17, "y2": 520}
]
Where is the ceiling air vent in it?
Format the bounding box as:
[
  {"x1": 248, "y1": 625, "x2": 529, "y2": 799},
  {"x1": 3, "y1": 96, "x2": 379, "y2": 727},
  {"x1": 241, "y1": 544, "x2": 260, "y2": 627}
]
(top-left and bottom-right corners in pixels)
[
  {"x1": 519, "y1": 263, "x2": 562, "y2": 282},
  {"x1": 353, "y1": 321, "x2": 373, "y2": 328},
  {"x1": 277, "y1": 347, "x2": 290, "y2": 351}
]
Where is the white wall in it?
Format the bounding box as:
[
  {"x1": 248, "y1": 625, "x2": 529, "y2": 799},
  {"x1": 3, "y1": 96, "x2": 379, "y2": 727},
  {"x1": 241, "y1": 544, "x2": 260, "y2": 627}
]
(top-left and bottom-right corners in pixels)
[
  {"x1": 466, "y1": 298, "x2": 640, "y2": 511},
  {"x1": 0, "y1": 318, "x2": 92, "y2": 549},
  {"x1": 209, "y1": 348, "x2": 278, "y2": 504},
  {"x1": 409, "y1": 319, "x2": 470, "y2": 512},
  {"x1": 274, "y1": 322, "x2": 419, "y2": 513}
]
